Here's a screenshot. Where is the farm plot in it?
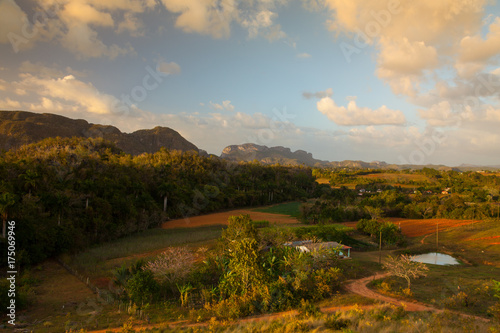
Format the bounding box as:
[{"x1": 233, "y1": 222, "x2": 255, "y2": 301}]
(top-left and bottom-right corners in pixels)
[
  {"x1": 342, "y1": 218, "x2": 481, "y2": 237},
  {"x1": 161, "y1": 207, "x2": 299, "y2": 229}
]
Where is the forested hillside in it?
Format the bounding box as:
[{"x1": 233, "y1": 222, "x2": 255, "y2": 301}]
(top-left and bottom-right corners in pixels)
[
  {"x1": 0, "y1": 111, "x2": 199, "y2": 155},
  {"x1": 0, "y1": 137, "x2": 315, "y2": 266}
]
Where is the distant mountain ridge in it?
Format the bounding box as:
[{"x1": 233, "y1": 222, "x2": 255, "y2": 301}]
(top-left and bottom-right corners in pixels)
[
  {"x1": 220, "y1": 143, "x2": 393, "y2": 168},
  {"x1": 1, "y1": 111, "x2": 497, "y2": 170},
  {"x1": 221, "y1": 143, "x2": 325, "y2": 166},
  {"x1": 219, "y1": 143, "x2": 499, "y2": 171},
  {"x1": 0, "y1": 111, "x2": 198, "y2": 155}
]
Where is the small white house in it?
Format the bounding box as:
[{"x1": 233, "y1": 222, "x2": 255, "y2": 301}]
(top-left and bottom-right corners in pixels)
[{"x1": 284, "y1": 240, "x2": 352, "y2": 258}]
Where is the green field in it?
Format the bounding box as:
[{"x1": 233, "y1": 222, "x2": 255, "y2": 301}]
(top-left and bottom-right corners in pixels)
[
  {"x1": 29, "y1": 213, "x2": 500, "y2": 332},
  {"x1": 252, "y1": 201, "x2": 302, "y2": 218},
  {"x1": 67, "y1": 224, "x2": 226, "y2": 277},
  {"x1": 370, "y1": 219, "x2": 500, "y2": 318}
]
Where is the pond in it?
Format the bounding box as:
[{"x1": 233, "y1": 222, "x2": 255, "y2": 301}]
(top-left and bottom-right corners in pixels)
[{"x1": 411, "y1": 252, "x2": 460, "y2": 265}]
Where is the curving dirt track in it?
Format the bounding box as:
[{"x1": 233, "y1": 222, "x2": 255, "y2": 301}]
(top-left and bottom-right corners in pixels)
[
  {"x1": 344, "y1": 272, "x2": 435, "y2": 312},
  {"x1": 161, "y1": 208, "x2": 299, "y2": 229},
  {"x1": 88, "y1": 271, "x2": 490, "y2": 333},
  {"x1": 344, "y1": 272, "x2": 490, "y2": 322}
]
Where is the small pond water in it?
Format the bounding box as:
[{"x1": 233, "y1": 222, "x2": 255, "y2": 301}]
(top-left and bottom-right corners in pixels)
[{"x1": 411, "y1": 252, "x2": 460, "y2": 265}]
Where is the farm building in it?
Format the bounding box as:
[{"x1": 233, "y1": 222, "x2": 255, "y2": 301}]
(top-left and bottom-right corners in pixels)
[{"x1": 284, "y1": 240, "x2": 352, "y2": 258}]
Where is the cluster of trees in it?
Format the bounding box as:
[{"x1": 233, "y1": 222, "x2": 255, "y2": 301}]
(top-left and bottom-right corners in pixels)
[
  {"x1": 117, "y1": 215, "x2": 345, "y2": 319},
  {"x1": 356, "y1": 219, "x2": 405, "y2": 246},
  {"x1": 302, "y1": 175, "x2": 500, "y2": 224},
  {"x1": 316, "y1": 167, "x2": 500, "y2": 199},
  {"x1": 0, "y1": 137, "x2": 316, "y2": 266}
]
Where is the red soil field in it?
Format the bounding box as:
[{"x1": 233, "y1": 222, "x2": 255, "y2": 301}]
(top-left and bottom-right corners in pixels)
[
  {"x1": 465, "y1": 235, "x2": 500, "y2": 241},
  {"x1": 161, "y1": 208, "x2": 299, "y2": 229},
  {"x1": 342, "y1": 218, "x2": 482, "y2": 237}
]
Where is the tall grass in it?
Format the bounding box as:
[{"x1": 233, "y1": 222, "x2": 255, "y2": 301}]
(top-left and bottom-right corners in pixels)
[{"x1": 122, "y1": 305, "x2": 496, "y2": 332}]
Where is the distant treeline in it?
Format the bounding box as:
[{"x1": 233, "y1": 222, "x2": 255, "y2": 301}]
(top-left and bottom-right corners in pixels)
[
  {"x1": 302, "y1": 168, "x2": 500, "y2": 224},
  {"x1": 0, "y1": 137, "x2": 316, "y2": 266}
]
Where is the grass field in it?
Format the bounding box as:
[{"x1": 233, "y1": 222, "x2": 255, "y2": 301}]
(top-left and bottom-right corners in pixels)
[
  {"x1": 435, "y1": 219, "x2": 500, "y2": 265},
  {"x1": 315, "y1": 177, "x2": 330, "y2": 184},
  {"x1": 369, "y1": 219, "x2": 500, "y2": 318},
  {"x1": 25, "y1": 209, "x2": 500, "y2": 332},
  {"x1": 67, "y1": 225, "x2": 226, "y2": 279},
  {"x1": 252, "y1": 201, "x2": 302, "y2": 218}
]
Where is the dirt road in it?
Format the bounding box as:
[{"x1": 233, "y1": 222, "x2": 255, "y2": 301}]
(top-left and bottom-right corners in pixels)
[
  {"x1": 344, "y1": 272, "x2": 490, "y2": 323},
  {"x1": 344, "y1": 272, "x2": 436, "y2": 312}
]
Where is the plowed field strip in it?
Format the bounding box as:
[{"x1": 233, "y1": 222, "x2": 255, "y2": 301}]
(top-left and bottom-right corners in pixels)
[
  {"x1": 161, "y1": 209, "x2": 299, "y2": 229},
  {"x1": 342, "y1": 219, "x2": 481, "y2": 237}
]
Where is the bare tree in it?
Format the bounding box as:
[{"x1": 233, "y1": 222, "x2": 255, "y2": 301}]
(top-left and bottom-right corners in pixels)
[
  {"x1": 383, "y1": 254, "x2": 429, "y2": 290},
  {"x1": 144, "y1": 247, "x2": 194, "y2": 291}
]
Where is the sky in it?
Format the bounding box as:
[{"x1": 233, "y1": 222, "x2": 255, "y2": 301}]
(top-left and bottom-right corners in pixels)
[{"x1": 1, "y1": 0, "x2": 500, "y2": 166}]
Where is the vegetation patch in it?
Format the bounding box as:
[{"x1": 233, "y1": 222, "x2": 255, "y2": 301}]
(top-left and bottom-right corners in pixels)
[
  {"x1": 68, "y1": 225, "x2": 225, "y2": 278},
  {"x1": 253, "y1": 201, "x2": 302, "y2": 218}
]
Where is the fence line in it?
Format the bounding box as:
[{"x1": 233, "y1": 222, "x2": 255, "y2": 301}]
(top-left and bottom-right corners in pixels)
[{"x1": 56, "y1": 259, "x2": 116, "y2": 304}]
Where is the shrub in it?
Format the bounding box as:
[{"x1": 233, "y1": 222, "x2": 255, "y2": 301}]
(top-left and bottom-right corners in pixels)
[
  {"x1": 297, "y1": 299, "x2": 321, "y2": 318},
  {"x1": 126, "y1": 270, "x2": 159, "y2": 305},
  {"x1": 220, "y1": 214, "x2": 258, "y2": 244},
  {"x1": 311, "y1": 267, "x2": 342, "y2": 300},
  {"x1": 324, "y1": 312, "x2": 351, "y2": 330}
]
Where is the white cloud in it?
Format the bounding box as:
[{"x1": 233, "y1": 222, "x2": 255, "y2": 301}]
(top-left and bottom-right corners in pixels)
[
  {"x1": 418, "y1": 101, "x2": 463, "y2": 127},
  {"x1": 456, "y1": 17, "x2": 500, "y2": 78},
  {"x1": 324, "y1": 0, "x2": 490, "y2": 98},
  {"x1": 63, "y1": 1, "x2": 114, "y2": 26},
  {"x1": 62, "y1": 22, "x2": 134, "y2": 59},
  {"x1": 25, "y1": 74, "x2": 117, "y2": 114},
  {"x1": 240, "y1": 9, "x2": 287, "y2": 41},
  {"x1": 0, "y1": 0, "x2": 28, "y2": 44},
  {"x1": 116, "y1": 12, "x2": 145, "y2": 36},
  {"x1": 376, "y1": 38, "x2": 439, "y2": 97},
  {"x1": 0, "y1": 98, "x2": 21, "y2": 109},
  {"x1": 317, "y1": 97, "x2": 406, "y2": 126},
  {"x1": 242, "y1": 10, "x2": 275, "y2": 38},
  {"x1": 19, "y1": 61, "x2": 87, "y2": 79},
  {"x1": 0, "y1": 0, "x2": 148, "y2": 59},
  {"x1": 9, "y1": 65, "x2": 120, "y2": 115},
  {"x1": 158, "y1": 0, "x2": 290, "y2": 42},
  {"x1": 1, "y1": 0, "x2": 293, "y2": 60},
  {"x1": 210, "y1": 100, "x2": 235, "y2": 112},
  {"x1": 159, "y1": 0, "x2": 237, "y2": 39},
  {"x1": 157, "y1": 59, "x2": 181, "y2": 75}
]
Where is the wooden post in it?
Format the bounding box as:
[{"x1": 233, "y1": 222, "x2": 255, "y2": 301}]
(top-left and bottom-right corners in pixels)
[{"x1": 379, "y1": 230, "x2": 382, "y2": 265}]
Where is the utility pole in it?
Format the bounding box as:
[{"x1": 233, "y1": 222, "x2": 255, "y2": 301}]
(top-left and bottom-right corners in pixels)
[{"x1": 379, "y1": 230, "x2": 382, "y2": 264}]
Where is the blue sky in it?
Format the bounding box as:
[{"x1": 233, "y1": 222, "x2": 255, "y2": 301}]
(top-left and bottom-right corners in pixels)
[{"x1": 1, "y1": 0, "x2": 500, "y2": 166}]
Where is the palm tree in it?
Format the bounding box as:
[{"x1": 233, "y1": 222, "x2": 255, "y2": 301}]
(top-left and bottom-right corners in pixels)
[{"x1": 158, "y1": 164, "x2": 174, "y2": 214}]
